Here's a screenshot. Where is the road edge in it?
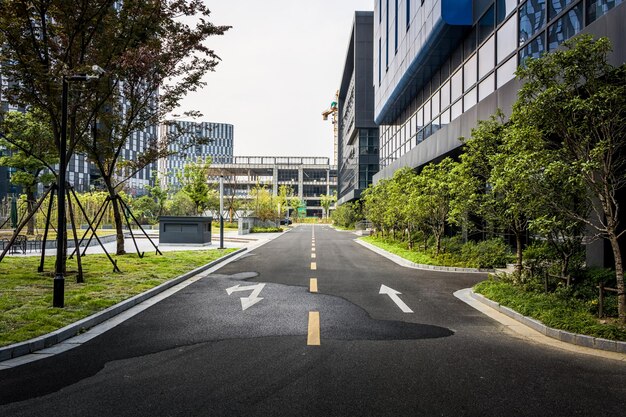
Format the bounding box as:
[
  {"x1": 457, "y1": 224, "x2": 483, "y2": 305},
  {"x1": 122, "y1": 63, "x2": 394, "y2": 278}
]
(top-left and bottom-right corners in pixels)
[
  {"x1": 454, "y1": 288, "x2": 626, "y2": 361},
  {"x1": 354, "y1": 238, "x2": 492, "y2": 274},
  {"x1": 0, "y1": 248, "x2": 246, "y2": 363}
]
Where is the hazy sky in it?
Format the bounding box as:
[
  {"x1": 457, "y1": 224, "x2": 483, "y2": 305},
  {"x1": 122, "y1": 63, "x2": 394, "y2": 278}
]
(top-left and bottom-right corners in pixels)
[{"x1": 177, "y1": 1, "x2": 375, "y2": 162}]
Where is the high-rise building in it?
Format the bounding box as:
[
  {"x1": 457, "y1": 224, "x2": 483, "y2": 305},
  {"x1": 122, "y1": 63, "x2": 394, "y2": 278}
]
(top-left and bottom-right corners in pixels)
[
  {"x1": 373, "y1": 0, "x2": 625, "y2": 181},
  {"x1": 158, "y1": 120, "x2": 234, "y2": 189},
  {"x1": 337, "y1": 11, "x2": 379, "y2": 205}
]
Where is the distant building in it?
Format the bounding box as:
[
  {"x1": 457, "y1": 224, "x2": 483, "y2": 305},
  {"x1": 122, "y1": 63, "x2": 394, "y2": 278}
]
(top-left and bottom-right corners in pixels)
[
  {"x1": 337, "y1": 11, "x2": 379, "y2": 205},
  {"x1": 207, "y1": 156, "x2": 337, "y2": 218},
  {"x1": 159, "y1": 120, "x2": 234, "y2": 189}
]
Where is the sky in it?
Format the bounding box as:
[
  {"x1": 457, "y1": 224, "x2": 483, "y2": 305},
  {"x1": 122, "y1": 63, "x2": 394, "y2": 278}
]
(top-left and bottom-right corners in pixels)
[{"x1": 176, "y1": 0, "x2": 375, "y2": 162}]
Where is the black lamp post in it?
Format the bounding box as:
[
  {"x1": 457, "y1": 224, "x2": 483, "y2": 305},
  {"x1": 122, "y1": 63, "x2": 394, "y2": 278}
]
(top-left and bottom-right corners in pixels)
[
  {"x1": 54, "y1": 68, "x2": 105, "y2": 308},
  {"x1": 219, "y1": 175, "x2": 224, "y2": 249}
]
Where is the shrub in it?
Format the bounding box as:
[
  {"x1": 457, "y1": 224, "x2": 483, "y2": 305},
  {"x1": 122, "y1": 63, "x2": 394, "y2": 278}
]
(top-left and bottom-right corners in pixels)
[{"x1": 250, "y1": 227, "x2": 283, "y2": 233}]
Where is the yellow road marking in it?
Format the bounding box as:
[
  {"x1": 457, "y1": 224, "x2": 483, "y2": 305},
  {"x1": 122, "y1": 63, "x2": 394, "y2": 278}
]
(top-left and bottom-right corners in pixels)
[
  {"x1": 309, "y1": 278, "x2": 318, "y2": 293},
  {"x1": 312, "y1": 247, "x2": 316, "y2": 252},
  {"x1": 311, "y1": 262, "x2": 317, "y2": 270},
  {"x1": 307, "y1": 311, "x2": 320, "y2": 346},
  {"x1": 311, "y1": 253, "x2": 316, "y2": 259}
]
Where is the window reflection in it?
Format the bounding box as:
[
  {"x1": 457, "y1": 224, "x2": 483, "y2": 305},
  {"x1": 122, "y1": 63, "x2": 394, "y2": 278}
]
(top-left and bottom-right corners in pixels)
[
  {"x1": 519, "y1": 0, "x2": 546, "y2": 45},
  {"x1": 548, "y1": 3, "x2": 583, "y2": 50}
]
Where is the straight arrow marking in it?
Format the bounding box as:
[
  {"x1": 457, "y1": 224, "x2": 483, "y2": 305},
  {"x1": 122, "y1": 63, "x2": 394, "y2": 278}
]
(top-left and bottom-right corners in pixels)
[{"x1": 379, "y1": 284, "x2": 413, "y2": 313}]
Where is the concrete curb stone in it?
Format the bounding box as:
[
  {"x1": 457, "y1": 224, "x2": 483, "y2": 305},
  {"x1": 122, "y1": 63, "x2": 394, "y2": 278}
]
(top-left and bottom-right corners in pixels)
[
  {"x1": 0, "y1": 248, "x2": 246, "y2": 362},
  {"x1": 469, "y1": 289, "x2": 626, "y2": 354}
]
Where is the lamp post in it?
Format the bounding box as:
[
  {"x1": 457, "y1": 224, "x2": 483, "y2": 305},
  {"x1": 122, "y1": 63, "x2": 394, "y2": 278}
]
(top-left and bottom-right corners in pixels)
[
  {"x1": 54, "y1": 68, "x2": 104, "y2": 308},
  {"x1": 219, "y1": 175, "x2": 224, "y2": 249}
]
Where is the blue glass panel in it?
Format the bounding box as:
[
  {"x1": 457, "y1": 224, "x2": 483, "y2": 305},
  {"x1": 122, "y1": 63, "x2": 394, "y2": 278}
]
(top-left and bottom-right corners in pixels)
[
  {"x1": 478, "y1": 5, "x2": 495, "y2": 44},
  {"x1": 519, "y1": 0, "x2": 547, "y2": 45},
  {"x1": 586, "y1": 0, "x2": 623, "y2": 23},
  {"x1": 519, "y1": 32, "x2": 545, "y2": 63},
  {"x1": 548, "y1": 3, "x2": 583, "y2": 50},
  {"x1": 549, "y1": 0, "x2": 574, "y2": 19}
]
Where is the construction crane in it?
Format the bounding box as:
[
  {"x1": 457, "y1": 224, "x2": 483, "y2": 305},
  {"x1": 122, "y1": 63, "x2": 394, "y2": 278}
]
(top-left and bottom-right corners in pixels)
[{"x1": 322, "y1": 91, "x2": 339, "y2": 165}]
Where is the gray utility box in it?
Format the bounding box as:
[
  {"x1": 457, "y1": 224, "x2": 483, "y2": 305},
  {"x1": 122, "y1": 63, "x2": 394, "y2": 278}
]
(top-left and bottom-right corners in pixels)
[{"x1": 159, "y1": 216, "x2": 212, "y2": 245}]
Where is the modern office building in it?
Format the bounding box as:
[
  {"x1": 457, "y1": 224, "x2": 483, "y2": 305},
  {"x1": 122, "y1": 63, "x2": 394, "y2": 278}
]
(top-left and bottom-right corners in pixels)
[
  {"x1": 371, "y1": 0, "x2": 626, "y2": 265},
  {"x1": 207, "y1": 156, "x2": 337, "y2": 218},
  {"x1": 373, "y1": 0, "x2": 625, "y2": 180},
  {"x1": 158, "y1": 120, "x2": 234, "y2": 189},
  {"x1": 337, "y1": 11, "x2": 380, "y2": 205}
]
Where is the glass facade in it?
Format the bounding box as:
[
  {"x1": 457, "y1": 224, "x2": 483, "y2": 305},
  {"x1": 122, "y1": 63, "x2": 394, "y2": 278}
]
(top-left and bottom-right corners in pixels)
[{"x1": 375, "y1": 0, "x2": 607, "y2": 170}]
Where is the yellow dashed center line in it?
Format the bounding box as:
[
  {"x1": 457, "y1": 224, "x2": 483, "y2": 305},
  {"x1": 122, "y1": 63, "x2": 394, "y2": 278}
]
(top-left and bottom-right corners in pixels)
[
  {"x1": 311, "y1": 253, "x2": 316, "y2": 259},
  {"x1": 310, "y1": 262, "x2": 317, "y2": 270},
  {"x1": 307, "y1": 311, "x2": 320, "y2": 346},
  {"x1": 312, "y1": 247, "x2": 316, "y2": 252},
  {"x1": 309, "y1": 278, "x2": 318, "y2": 293}
]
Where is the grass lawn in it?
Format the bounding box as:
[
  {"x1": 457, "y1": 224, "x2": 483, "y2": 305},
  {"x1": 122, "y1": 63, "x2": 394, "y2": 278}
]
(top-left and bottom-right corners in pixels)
[
  {"x1": 474, "y1": 280, "x2": 626, "y2": 341},
  {"x1": 0, "y1": 248, "x2": 236, "y2": 347},
  {"x1": 361, "y1": 235, "x2": 471, "y2": 267}
]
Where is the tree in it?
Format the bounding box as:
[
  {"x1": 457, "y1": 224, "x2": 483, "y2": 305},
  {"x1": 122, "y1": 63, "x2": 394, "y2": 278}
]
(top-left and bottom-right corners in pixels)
[
  {"x1": 514, "y1": 35, "x2": 626, "y2": 321},
  {"x1": 0, "y1": 110, "x2": 57, "y2": 234},
  {"x1": 176, "y1": 158, "x2": 212, "y2": 214},
  {"x1": 289, "y1": 196, "x2": 303, "y2": 223},
  {"x1": 277, "y1": 185, "x2": 294, "y2": 219},
  {"x1": 412, "y1": 158, "x2": 457, "y2": 256},
  {"x1": 0, "y1": 0, "x2": 230, "y2": 255},
  {"x1": 249, "y1": 185, "x2": 276, "y2": 222},
  {"x1": 144, "y1": 172, "x2": 168, "y2": 218},
  {"x1": 320, "y1": 192, "x2": 337, "y2": 219}
]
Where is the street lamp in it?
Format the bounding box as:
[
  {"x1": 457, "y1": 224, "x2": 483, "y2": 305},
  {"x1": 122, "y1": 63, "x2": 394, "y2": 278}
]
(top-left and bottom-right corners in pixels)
[
  {"x1": 54, "y1": 66, "x2": 105, "y2": 308},
  {"x1": 219, "y1": 175, "x2": 224, "y2": 249}
]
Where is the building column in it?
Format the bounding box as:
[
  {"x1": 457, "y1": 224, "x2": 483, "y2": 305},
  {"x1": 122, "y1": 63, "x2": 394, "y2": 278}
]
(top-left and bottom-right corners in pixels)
[
  {"x1": 272, "y1": 167, "x2": 278, "y2": 196},
  {"x1": 298, "y1": 167, "x2": 304, "y2": 200}
]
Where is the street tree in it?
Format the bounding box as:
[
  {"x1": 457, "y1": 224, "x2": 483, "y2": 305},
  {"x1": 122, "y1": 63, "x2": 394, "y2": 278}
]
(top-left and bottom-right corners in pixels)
[
  {"x1": 289, "y1": 196, "x2": 303, "y2": 223},
  {"x1": 413, "y1": 158, "x2": 457, "y2": 256},
  {"x1": 0, "y1": 110, "x2": 57, "y2": 234},
  {"x1": 0, "y1": 0, "x2": 230, "y2": 255},
  {"x1": 514, "y1": 34, "x2": 626, "y2": 321},
  {"x1": 319, "y1": 192, "x2": 336, "y2": 219},
  {"x1": 277, "y1": 185, "x2": 294, "y2": 218},
  {"x1": 176, "y1": 157, "x2": 212, "y2": 214}
]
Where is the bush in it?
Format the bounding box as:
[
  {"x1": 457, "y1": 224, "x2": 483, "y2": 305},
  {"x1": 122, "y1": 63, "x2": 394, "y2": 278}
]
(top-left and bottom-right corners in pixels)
[
  {"x1": 332, "y1": 202, "x2": 361, "y2": 229},
  {"x1": 250, "y1": 227, "x2": 283, "y2": 233},
  {"x1": 474, "y1": 279, "x2": 626, "y2": 341},
  {"x1": 461, "y1": 238, "x2": 510, "y2": 268}
]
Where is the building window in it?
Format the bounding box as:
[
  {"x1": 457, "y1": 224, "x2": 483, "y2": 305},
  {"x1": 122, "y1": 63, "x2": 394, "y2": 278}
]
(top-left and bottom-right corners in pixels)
[
  {"x1": 478, "y1": 5, "x2": 495, "y2": 44},
  {"x1": 549, "y1": 0, "x2": 575, "y2": 18},
  {"x1": 519, "y1": 32, "x2": 545, "y2": 62},
  {"x1": 548, "y1": 2, "x2": 583, "y2": 50},
  {"x1": 497, "y1": 0, "x2": 518, "y2": 24},
  {"x1": 586, "y1": 0, "x2": 622, "y2": 24},
  {"x1": 379, "y1": 38, "x2": 382, "y2": 85},
  {"x1": 379, "y1": 0, "x2": 382, "y2": 22},
  {"x1": 395, "y1": 0, "x2": 399, "y2": 53},
  {"x1": 406, "y1": 0, "x2": 410, "y2": 30},
  {"x1": 519, "y1": 0, "x2": 547, "y2": 45},
  {"x1": 386, "y1": 0, "x2": 389, "y2": 69},
  {"x1": 497, "y1": 16, "x2": 517, "y2": 64}
]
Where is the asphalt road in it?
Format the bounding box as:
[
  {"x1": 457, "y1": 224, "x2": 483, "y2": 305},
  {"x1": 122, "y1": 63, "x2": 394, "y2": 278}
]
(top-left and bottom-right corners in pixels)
[{"x1": 1, "y1": 225, "x2": 625, "y2": 416}]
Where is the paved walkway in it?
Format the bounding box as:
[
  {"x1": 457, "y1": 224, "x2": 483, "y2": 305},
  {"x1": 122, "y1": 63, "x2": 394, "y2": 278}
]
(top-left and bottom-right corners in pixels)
[{"x1": 2, "y1": 229, "x2": 285, "y2": 257}]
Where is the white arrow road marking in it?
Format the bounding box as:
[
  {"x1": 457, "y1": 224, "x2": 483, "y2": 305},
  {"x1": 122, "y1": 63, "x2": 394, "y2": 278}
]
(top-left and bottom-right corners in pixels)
[
  {"x1": 379, "y1": 284, "x2": 413, "y2": 313},
  {"x1": 225, "y1": 283, "x2": 266, "y2": 311}
]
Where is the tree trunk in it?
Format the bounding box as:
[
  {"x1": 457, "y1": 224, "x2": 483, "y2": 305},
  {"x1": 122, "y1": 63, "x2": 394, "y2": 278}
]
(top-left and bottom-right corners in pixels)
[
  {"x1": 104, "y1": 179, "x2": 125, "y2": 255},
  {"x1": 608, "y1": 232, "x2": 625, "y2": 323},
  {"x1": 562, "y1": 254, "x2": 571, "y2": 287},
  {"x1": 515, "y1": 231, "x2": 523, "y2": 275},
  {"x1": 26, "y1": 188, "x2": 36, "y2": 235}
]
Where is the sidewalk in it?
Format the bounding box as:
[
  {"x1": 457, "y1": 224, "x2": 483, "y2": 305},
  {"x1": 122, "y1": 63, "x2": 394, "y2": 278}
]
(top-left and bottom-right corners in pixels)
[{"x1": 3, "y1": 229, "x2": 283, "y2": 257}]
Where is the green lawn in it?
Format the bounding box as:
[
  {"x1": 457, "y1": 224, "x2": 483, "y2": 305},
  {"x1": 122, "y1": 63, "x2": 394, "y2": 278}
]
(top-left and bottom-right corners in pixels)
[
  {"x1": 0, "y1": 248, "x2": 236, "y2": 347},
  {"x1": 474, "y1": 280, "x2": 626, "y2": 341}
]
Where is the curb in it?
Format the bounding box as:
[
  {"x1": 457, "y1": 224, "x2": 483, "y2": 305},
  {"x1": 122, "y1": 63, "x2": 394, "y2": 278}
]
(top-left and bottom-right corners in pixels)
[
  {"x1": 469, "y1": 289, "x2": 626, "y2": 354},
  {"x1": 355, "y1": 238, "x2": 493, "y2": 274},
  {"x1": 0, "y1": 247, "x2": 246, "y2": 362}
]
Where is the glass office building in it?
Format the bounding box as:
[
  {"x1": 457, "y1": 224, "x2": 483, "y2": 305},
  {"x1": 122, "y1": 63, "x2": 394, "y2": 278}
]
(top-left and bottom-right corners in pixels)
[
  {"x1": 373, "y1": 0, "x2": 626, "y2": 180},
  {"x1": 337, "y1": 11, "x2": 380, "y2": 205},
  {"x1": 159, "y1": 120, "x2": 234, "y2": 189}
]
